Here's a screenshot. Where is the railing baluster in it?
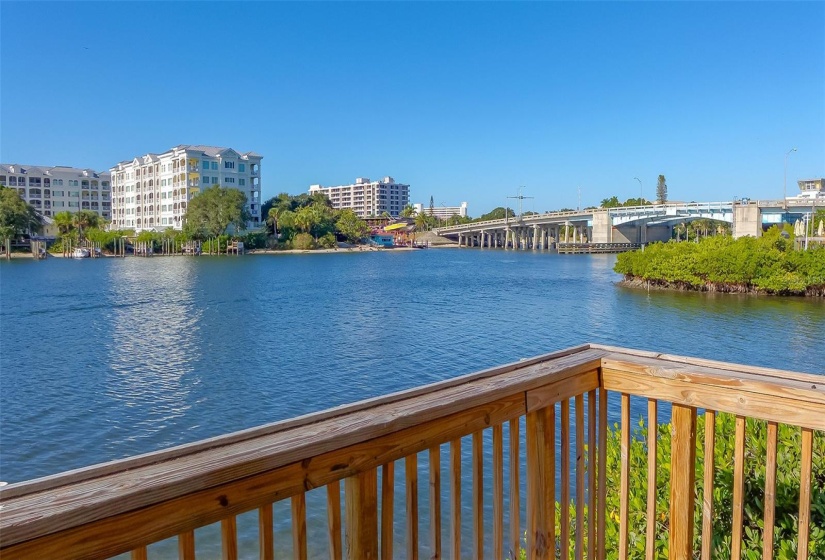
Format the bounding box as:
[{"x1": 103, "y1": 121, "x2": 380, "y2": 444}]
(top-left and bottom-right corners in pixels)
[
  {"x1": 575, "y1": 394, "x2": 585, "y2": 560},
  {"x1": 493, "y1": 424, "x2": 503, "y2": 560},
  {"x1": 587, "y1": 390, "x2": 596, "y2": 560},
  {"x1": 669, "y1": 404, "x2": 697, "y2": 560},
  {"x1": 509, "y1": 418, "x2": 521, "y2": 560},
  {"x1": 798, "y1": 427, "x2": 813, "y2": 560},
  {"x1": 646, "y1": 399, "x2": 657, "y2": 560},
  {"x1": 701, "y1": 410, "x2": 716, "y2": 560},
  {"x1": 546, "y1": 405, "x2": 556, "y2": 560},
  {"x1": 326, "y1": 482, "x2": 342, "y2": 560},
  {"x1": 178, "y1": 530, "x2": 195, "y2": 560},
  {"x1": 619, "y1": 394, "x2": 629, "y2": 560},
  {"x1": 291, "y1": 494, "x2": 307, "y2": 560},
  {"x1": 430, "y1": 446, "x2": 443, "y2": 560},
  {"x1": 131, "y1": 546, "x2": 147, "y2": 560},
  {"x1": 406, "y1": 454, "x2": 419, "y2": 560},
  {"x1": 731, "y1": 416, "x2": 746, "y2": 560},
  {"x1": 561, "y1": 399, "x2": 571, "y2": 560},
  {"x1": 221, "y1": 516, "x2": 237, "y2": 560},
  {"x1": 597, "y1": 390, "x2": 607, "y2": 560},
  {"x1": 346, "y1": 469, "x2": 378, "y2": 560},
  {"x1": 473, "y1": 430, "x2": 484, "y2": 560},
  {"x1": 527, "y1": 410, "x2": 549, "y2": 558},
  {"x1": 381, "y1": 463, "x2": 394, "y2": 560},
  {"x1": 762, "y1": 421, "x2": 777, "y2": 560},
  {"x1": 451, "y1": 439, "x2": 461, "y2": 560},
  {"x1": 260, "y1": 503, "x2": 274, "y2": 560}
]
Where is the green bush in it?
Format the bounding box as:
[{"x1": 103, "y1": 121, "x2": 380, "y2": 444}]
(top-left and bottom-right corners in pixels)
[
  {"x1": 536, "y1": 413, "x2": 824, "y2": 559},
  {"x1": 291, "y1": 233, "x2": 315, "y2": 250},
  {"x1": 615, "y1": 227, "x2": 825, "y2": 295}
]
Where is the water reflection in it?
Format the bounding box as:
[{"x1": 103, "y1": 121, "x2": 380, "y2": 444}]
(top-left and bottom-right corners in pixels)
[{"x1": 105, "y1": 259, "x2": 201, "y2": 452}]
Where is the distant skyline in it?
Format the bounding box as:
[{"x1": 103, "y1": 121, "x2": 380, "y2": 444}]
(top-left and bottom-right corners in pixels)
[{"x1": 1, "y1": 2, "x2": 823, "y2": 216}]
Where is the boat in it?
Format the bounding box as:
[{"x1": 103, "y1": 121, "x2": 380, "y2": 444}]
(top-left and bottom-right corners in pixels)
[{"x1": 71, "y1": 248, "x2": 90, "y2": 259}]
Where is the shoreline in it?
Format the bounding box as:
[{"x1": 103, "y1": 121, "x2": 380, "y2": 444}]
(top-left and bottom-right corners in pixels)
[{"x1": 618, "y1": 276, "x2": 825, "y2": 297}]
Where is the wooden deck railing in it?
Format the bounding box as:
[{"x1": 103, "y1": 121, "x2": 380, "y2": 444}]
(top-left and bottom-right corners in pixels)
[{"x1": 1, "y1": 344, "x2": 822, "y2": 559}]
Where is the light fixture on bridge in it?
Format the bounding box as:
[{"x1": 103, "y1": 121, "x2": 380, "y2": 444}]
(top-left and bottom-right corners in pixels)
[{"x1": 784, "y1": 147, "x2": 797, "y2": 202}]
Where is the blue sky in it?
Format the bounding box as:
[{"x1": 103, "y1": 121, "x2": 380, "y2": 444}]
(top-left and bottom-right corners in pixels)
[{"x1": 1, "y1": 2, "x2": 823, "y2": 215}]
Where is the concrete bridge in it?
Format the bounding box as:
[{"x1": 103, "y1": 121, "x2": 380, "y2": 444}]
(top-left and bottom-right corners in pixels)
[{"x1": 434, "y1": 199, "x2": 821, "y2": 249}]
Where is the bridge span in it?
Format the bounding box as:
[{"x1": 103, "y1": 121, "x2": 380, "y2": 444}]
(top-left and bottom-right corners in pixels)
[{"x1": 433, "y1": 199, "x2": 820, "y2": 249}]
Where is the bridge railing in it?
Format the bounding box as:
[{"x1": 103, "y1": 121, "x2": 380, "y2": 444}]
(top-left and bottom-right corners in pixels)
[{"x1": 1, "y1": 344, "x2": 822, "y2": 560}]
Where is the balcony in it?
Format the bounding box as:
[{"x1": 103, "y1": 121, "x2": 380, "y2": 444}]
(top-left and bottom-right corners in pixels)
[{"x1": 0, "y1": 345, "x2": 821, "y2": 560}]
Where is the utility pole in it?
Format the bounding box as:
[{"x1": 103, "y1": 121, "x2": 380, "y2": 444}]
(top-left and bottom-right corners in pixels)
[
  {"x1": 507, "y1": 186, "x2": 534, "y2": 219},
  {"x1": 577, "y1": 186, "x2": 582, "y2": 211}
]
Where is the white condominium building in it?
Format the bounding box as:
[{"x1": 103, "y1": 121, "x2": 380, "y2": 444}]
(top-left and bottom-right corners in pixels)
[
  {"x1": 0, "y1": 164, "x2": 112, "y2": 221},
  {"x1": 413, "y1": 201, "x2": 468, "y2": 220},
  {"x1": 309, "y1": 177, "x2": 410, "y2": 218},
  {"x1": 110, "y1": 145, "x2": 262, "y2": 232}
]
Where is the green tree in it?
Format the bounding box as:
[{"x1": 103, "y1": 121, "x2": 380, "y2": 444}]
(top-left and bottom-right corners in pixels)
[
  {"x1": 72, "y1": 210, "x2": 102, "y2": 240},
  {"x1": 600, "y1": 196, "x2": 622, "y2": 208},
  {"x1": 335, "y1": 209, "x2": 369, "y2": 243},
  {"x1": 400, "y1": 204, "x2": 417, "y2": 218},
  {"x1": 656, "y1": 174, "x2": 668, "y2": 204},
  {"x1": 53, "y1": 211, "x2": 75, "y2": 235},
  {"x1": 476, "y1": 207, "x2": 515, "y2": 221},
  {"x1": 0, "y1": 186, "x2": 43, "y2": 240},
  {"x1": 184, "y1": 186, "x2": 251, "y2": 239}
]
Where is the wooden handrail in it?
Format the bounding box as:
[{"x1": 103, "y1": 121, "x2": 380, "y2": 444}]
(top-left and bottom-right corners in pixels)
[{"x1": 1, "y1": 344, "x2": 821, "y2": 560}]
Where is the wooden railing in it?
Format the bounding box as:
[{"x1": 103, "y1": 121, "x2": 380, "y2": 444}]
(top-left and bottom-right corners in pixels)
[{"x1": 1, "y1": 344, "x2": 822, "y2": 559}]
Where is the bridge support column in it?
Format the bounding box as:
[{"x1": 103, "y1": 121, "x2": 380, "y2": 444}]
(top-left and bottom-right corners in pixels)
[{"x1": 733, "y1": 204, "x2": 762, "y2": 238}]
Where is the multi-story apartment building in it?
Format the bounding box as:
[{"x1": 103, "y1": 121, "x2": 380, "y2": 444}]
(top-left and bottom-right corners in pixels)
[
  {"x1": 412, "y1": 201, "x2": 468, "y2": 220},
  {"x1": 309, "y1": 177, "x2": 410, "y2": 218},
  {"x1": 110, "y1": 145, "x2": 262, "y2": 231},
  {"x1": 0, "y1": 164, "x2": 112, "y2": 221}
]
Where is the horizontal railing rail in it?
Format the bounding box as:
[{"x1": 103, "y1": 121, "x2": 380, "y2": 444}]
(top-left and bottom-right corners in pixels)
[{"x1": 0, "y1": 344, "x2": 822, "y2": 560}]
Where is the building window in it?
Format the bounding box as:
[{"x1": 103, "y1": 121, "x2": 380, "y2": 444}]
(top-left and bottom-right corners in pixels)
[
  {"x1": 8, "y1": 177, "x2": 17, "y2": 186},
  {"x1": 68, "y1": 201, "x2": 78, "y2": 207},
  {"x1": 224, "y1": 161, "x2": 235, "y2": 169},
  {"x1": 69, "y1": 191, "x2": 79, "y2": 197},
  {"x1": 224, "y1": 177, "x2": 235, "y2": 184},
  {"x1": 239, "y1": 178, "x2": 245, "y2": 186},
  {"x1": 238, "y1": 164, "x2": 245, "y2": 172},
  {"x1": 211, "y1": 162, "x2": 218, "y2": 170}
]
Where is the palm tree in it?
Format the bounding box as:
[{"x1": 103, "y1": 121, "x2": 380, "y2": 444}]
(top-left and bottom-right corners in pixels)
[
  {"x1": 54, "y1": 211, "x2": 75, "y2": 235},
  {"x1": 72, "y1": 210, "x2": 100, "y2": 241}
]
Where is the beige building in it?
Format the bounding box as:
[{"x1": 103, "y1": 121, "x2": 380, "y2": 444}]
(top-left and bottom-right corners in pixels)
[
  {"x1": 309, "y1": 177, "x2": 410, "y2": 218},
  {"x1": 110, "y1": 145, "x2": 262, "y2": 232},
  {"x1": 0, "y1": 164, "x2": 112, "y2": 221}
]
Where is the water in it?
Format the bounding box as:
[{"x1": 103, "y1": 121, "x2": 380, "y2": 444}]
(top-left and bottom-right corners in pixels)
[{"x1": 1, "y1": 250, "x2": 823, "y2": 557}]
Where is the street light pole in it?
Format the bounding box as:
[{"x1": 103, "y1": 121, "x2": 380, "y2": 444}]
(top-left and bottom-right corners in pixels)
[
  {"x1": 784, "y1": 147, "x2": 797, "y2": 203},
  {"x1": 633, "y1": 177, "x2": 643, "y2": 205}
]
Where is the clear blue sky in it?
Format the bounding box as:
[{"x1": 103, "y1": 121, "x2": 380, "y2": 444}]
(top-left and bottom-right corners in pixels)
[{"x1": 1, "y1": 2, "x2": 823, "y2": 215}]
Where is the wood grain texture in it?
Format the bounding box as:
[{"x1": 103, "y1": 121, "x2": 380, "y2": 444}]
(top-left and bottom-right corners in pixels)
[
  {"x1": 291, "y1": 495, "x2": 307, "y2": 560},
  {"x1": 668, "y1": 404, "x2": 697, "y2": 560},
  {"x1": 545, "y1": 405, "x2": 555, "y2": 560},
  {"x1": 561, "y1": 399, "x2": 571, "y2": 560},
  {"x1": 430, "y1": 446, "x2": 442, "y2": 560},
  {"x1": 798, "y1": 428, "x2": 813, "y2": 560},
  {"x1": 596, "y1": 390, "x2": 607, "y2": 560},
  {"x1": 526, "y1": 370, "x2": 600, "y2": 412},
  {"x1": 493, "y1": 425, "x2": 503, "y2": 560},
  {"x1": 380, "y1": 462, "x2": 394, "y2": 560},
  {"x1": 450, "y1": 439, "x2": 461, "y2": 560},
  {"x1": 700, "y1": 410, "x2": 715, "y2": 560},
  {"x1": 762, "y1": 421, "x2": 777, "y2": 560},
  {"x1": 619, "y1": 394, "x2": 629, "y2": 560},
  {"x1": 587, "y1": 390, "x2": 596, "y2": 560},
  {"x1": 345, "y1": 469, "x2": 377, "y2": 560},
  {"x1": 259, "y1": 504, "x2": 274, "y2": 560},
  {"x1": 575, "y1": 394, "x2": 585, "y2": 560},
  {"x1": 526, "y1": 410, "x2": 549, "y2": 559},
  {"x1": 221, "y1": 516, "x2": 237, "y2": 560},
  {"x1": 473, "y1": 431, "x2": 484, "y2": 560},
  {"x1": 646, "y1": 399, "x2": 657, "y2": 560},
  {"x1": 406, "y1": 454, "x2": 419, "y2": 560},
  {"x1": 326, "y1": 482, "x2": 341, "y2": 560},
  {"x1": 178, "y1": 530, "x2": 195, "y2": 560},
  {"x1": 131, "y1": 547, "x2": 147, "y2": 560},
  {"x1": 731, "y1": 416, "x2": 745, "y2": 560},
  {"x1": 509, "y1": 419, "x2": 520, "y2": 560}
]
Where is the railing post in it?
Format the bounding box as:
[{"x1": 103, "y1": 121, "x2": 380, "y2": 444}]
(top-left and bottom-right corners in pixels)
[
  {"x1": 669, "y1": 404, "x2": 697, "y2": 560},
  {"x1": 345, "y1": 469, "x2": 378, "y2": 560}
]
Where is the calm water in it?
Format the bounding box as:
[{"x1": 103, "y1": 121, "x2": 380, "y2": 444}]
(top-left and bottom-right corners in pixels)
[{"x1": 1, "y1": 250, "x2": 823, "y2": 557}]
